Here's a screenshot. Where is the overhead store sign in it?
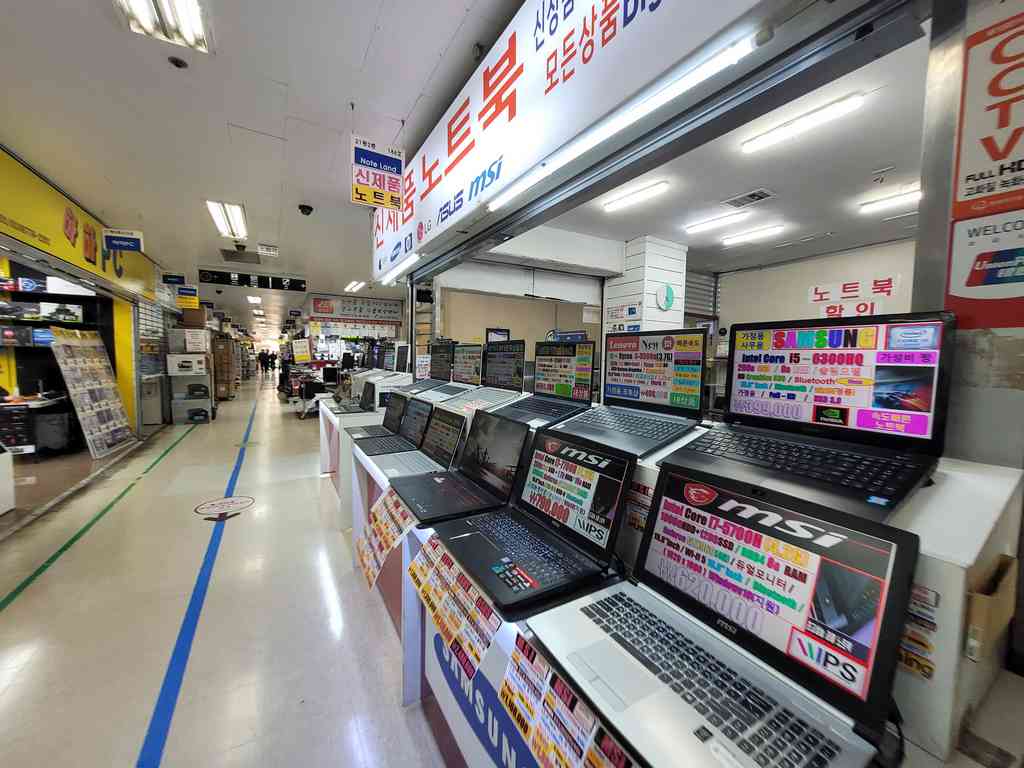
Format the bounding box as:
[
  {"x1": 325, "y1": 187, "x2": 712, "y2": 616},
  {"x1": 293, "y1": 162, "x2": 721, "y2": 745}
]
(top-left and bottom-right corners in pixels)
[
  {"x1": 0, "y1": 150, "x2": 157, "y2": 300},
  {"x1": 176, "y1": 284, "x2": 199, "y2": 309},
  {"x1": 372, "y1": 0, "x2": 758, "y2": 281},
  {"x1": 289, "y1": 309, "x2": 302, "y2": 317},
  {"x1": 102, "y1": 227, "x2": 144, "y2": 253},
  {"x1": 198, "y1": 269, "x2": 307, "y2": 292},
  {"x1": 162, "y1": 273, "x2": 186, "y2": 285},
  {"x1": 307, "y1": 294, "x2": 403, "y2": 323},
  {"x1": 351, "y1": 135, "x2": 403, "y2": 210}
]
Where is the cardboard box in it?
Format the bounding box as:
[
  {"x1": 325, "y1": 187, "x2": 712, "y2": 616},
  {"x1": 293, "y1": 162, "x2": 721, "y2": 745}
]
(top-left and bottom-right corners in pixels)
[
  {"x1": 167, "y1": 354, "x2": 208, "y2": 375},
  {"x1": 180, "y1": 308, "x2": 208, "y2": 328},
  {"x1": 966, "y1": 556, "x2": 1018, "y2": 663}
]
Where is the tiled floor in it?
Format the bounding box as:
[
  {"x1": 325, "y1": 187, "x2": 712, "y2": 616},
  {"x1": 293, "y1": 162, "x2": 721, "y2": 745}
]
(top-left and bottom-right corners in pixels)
[{"x1": 0, "y1": 381, "x2": 444, "y2": 766}]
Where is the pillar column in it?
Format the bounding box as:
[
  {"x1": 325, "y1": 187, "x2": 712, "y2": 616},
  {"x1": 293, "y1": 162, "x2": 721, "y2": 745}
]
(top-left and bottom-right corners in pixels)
[{"x1": 603, "y1": 236, "x2": 687, "y2": 335}]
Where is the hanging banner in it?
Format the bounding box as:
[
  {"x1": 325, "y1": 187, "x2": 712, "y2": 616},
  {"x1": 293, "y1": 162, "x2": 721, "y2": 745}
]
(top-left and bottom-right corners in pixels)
[
  {"x1": 306, "y1": 294, "x2": 403, "y2": 323},
  {"x1": 102, "y1": 228, "x2": 144, "y2": 253},
  {"x1": 175, "y1": 284, "x2": 199, "y2": 309},
  {"x1": 351, "y1": 135, "x2": 404, "y2": 210}
]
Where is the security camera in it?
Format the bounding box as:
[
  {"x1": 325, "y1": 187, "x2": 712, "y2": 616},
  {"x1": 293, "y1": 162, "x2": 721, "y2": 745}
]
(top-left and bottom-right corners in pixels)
[
  {"x1": 216, "y1": 289, "x2": 223, "y2": 295},
  {"x1": 298, "y1": 204, "x2": 314, "y2": 216},
  {"x1": 234, "y1": 241, "x2": 247, "y2": 252}
]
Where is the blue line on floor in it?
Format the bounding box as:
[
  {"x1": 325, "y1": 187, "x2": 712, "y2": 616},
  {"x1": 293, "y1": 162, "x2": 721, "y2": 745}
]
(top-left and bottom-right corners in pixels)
[{"x1": 136, "y1": 397, "x2": 260, "y2": 768}]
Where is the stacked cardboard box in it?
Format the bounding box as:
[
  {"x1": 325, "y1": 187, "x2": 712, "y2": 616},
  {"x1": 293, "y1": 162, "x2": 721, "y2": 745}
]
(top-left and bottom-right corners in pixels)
[{"x1": 212, "y1": 338, "x2": 237, "y2": 400}]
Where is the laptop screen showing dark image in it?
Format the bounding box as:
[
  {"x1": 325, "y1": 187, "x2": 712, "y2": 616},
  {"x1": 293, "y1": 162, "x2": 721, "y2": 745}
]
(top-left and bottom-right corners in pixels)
[
  {"x1": 396, "y1": 344, "x2": 409, "y2": 373},
  {"x1": 534, "y1": 341, "x2": 594, "y2": 403},
  {"x1": 483, "y1": 340, "x2": 525, "y2": 390},
  {"x1": 420, "y1": 409, "x2": 465, "y2": 468},
  {"x1": 429, "y1": 342, "x2": 455, "y2": 381},
  {"x1": 359, "y1": 382, "x2": 375, "y2": 410},
  {"x1": 399, "y1": 399, "x2": 432, "y2": 445},
  {"x1": 383, "y1": 393, "x2": 408, "y2": 433},
  {"x1": 452, "y1": 344, "x2": 483, "y2": 385},
  {"x1": 460, "y1": 410, "x2": 530, "y2": 500}
]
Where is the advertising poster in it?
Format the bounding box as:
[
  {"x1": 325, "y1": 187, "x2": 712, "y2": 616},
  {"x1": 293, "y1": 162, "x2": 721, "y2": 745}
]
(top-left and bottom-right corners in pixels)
[
  {"x1": 351, "y1": 134, "x2": 403, "y2": 210},
  {"x1": 534, "y1": 342, "x2": 593, "y2": 402},
  {"x1": 291, "y1": 338, "x2": 311, "y2": 364},
  {"x1": 605, "y1": 331, "x2": 703, "y2": 410},
  {"x1": 947, "y1": 209, "x2": 1024, "y2": 328},
  {"x1": 355, "y1": 489, "x2": 417, "y2": 588},
  {"x1": 416, "y1": 354, "x2": 431, "y2": 379},
  {"x1": 308, "y1": 295, "x2": 403, "y2": 323},
  {"x1": 453, "y1": 344, "x2": 483, "y2": 385}
]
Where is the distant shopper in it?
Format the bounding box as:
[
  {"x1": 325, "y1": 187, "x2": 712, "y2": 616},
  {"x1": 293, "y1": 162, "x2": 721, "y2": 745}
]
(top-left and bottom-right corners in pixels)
[
  {"x1": 258, "y1": 350, "x2": 268, "y2": 375},
  {"x1": 269, "y1": 353, "x2": 277, "y2": 371}
]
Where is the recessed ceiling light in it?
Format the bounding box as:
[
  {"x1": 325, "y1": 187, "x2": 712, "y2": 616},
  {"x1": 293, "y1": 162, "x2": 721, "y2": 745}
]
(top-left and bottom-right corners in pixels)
[
  {"x1": 741, "y1": 93, "x2": 865, "y2": 154},
  {"x1": 684, "y1": 210, "x2": 751, "y2": 235},
  {"x1": 860, "y1": 189, "x2": 922, "y2": 215},
  {"x1": 115, "y1": 0, "x2": 212, "y2": 53},
  {"x1": 603, "y1": 182, "x2": 670, "y2": 213},
  {"x1": 882, "y1": 210, "x2": 919, "y2": 222},
  {"x1": 722, "y1": 225, "x2": 786, "y2": 247},
  {"x1": 344, "y1": 281, "x2": 357, "y2": 291},
  {"x1": 246, "y1": 296, "x2": 261, "y2": 304},
  {"x1": 206, "y1": 201, "x2": 247, "y2": 239}
]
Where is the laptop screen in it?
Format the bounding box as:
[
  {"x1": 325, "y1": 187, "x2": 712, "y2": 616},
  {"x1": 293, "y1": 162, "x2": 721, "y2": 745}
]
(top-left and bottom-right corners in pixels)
[
  {"x1": 641, "y1": 470, "x2": 904, "y2": 705},
  {"x1": 322, "y1": 366, "x2": 338, "y2": 385},
  {"x1": 372, "y1": 344, "x2": 385, "y2": 368},
  {"x1": 534, "y1": 341, "x2": 595, "y2": 403},
  {"x1": 728, "y1": 317, "x2": 949, "y2": 443},
  {"x1": 420, "y1": 408, "x2": 466, "y2": 468},
  {"x1": 453, "y1": 344, "x2": 483, "y2": 385},
  {"x1": 383, "y1": 344, "x2": 396, "y2": 371},
  {"x1": 517, "y1": 433, "x2": 632, "y2": 559},
  {"x1": 399, "y1": 398, "x2": 432, "y2": 445},
  {"x1": 359, "y1": 381, "x2": 375, "y2": 410},
  {"x1": 396, "y1": 344, "x2": 409, "y2": 373},
  {"x1": 383, "y1": 392, "x2": 408, "y2": 433},
  {"x1": 429, "y1": 342, "x2": 455, "y2": 381},
  {"x1": 460, "y1": 410, "x2": 530, "y2": 500},
  {"x1": 604, "y1": 329, "x2": 705, "y2": 415},
  {"x1": 483, "y1": 340, "x2": 525, "y2": 391}
]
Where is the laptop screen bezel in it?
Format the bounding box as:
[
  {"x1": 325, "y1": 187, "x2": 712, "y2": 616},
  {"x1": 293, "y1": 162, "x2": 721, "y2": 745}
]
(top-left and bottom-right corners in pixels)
[
  {"x1": 533, "y1": 341, "x2": 595, "y2": 404},
  {"x1": 723, "y1": 311, "x2": 956, "y2": 455},
  {"x1": 428, "y1": 341, "x2": 456, "y2": 382},
  {"x1": 398, "y1": 398, "x2": 433, "y2": 446},
  {"x1": 382, "y1": 392, "x2": 408, "y2": 433},
  {"x1": 395, "y1": 344, "x2": 409, "y2": 373},
  {"x1": 419, "y1": 408, "x2": 466, "y2": 468},
  {"x1": 359, "y1": 381, "x2": 375, "y2": 410},
  {"x1": 458, "y1": 409, "x2": 531, "y2": 501},
  {"x1": 453, "y1": 344, "x2": 484, "y2": 385},
  {"x1": 602, "y1": 328, "x2": 707, "y2": 418},
  {"x1": 634, "y1": 463, "x2": 918, "y2": 735},
  {"x1": 512, "y1": 429, "x2": 636, "y2": 565},
  {"x1": 482, "y1": 340, "x2": 526, "y2": 392}
]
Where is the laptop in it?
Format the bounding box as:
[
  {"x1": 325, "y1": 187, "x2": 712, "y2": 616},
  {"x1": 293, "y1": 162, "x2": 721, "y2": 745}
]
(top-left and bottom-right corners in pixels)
[
  {"x1": 390, "y1": 409, "x2": 531, "y2": 525},
  {"x1": 374, "y1": 407, "x2": 468, "y2": 479},
  {"x1": 668, "y1": 311, "x2": 956, "y2": 522},
  {"x1": 355, "y1": 397, "x2": 432, "y2": 456},
  {"x1": 395, "y1": 340, "x2": 458, "y2": 395},
  {"x1": 395, "y1": 343, "x2": 410, "y2": 373},
  {"x1": 553, "y1": 328, "x2": 707, "y2": 456},
  {"x1": 345, "y1": 392, "x2": 408, "y2": 440},
  {"x1": 495, "y1": 340, "x2": 594, "y2": 427},
  {"x1": 528, "y1": 464, "x2": 919, "y2": 768},
  {"x1": 333, "y1": 379, "x2": 375, "y2": 414},
  {"x1": 436, "y1": 340, "x2": 527, "y2": 414},
  {"x1": 432, "y1": 430, "x2": 636, "y2": 612},
  {"x1": 416, "y1": 343, "x2": 483, "y2": 402},
  {"x1": 322, "y1": 366, "x2": 338, "y2": 386},
  {"x1": 382, "y1": 343, "x2": 397, "y2": 372}
]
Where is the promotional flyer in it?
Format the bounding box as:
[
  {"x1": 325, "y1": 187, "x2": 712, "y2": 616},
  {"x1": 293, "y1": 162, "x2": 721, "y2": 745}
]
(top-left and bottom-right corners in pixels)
[
  {"x1": 534, "y1": 342, "x2": 594, "y2": 402},
  {"x1": 605, "y1": 331, "x2": 703, "y2": 410}
]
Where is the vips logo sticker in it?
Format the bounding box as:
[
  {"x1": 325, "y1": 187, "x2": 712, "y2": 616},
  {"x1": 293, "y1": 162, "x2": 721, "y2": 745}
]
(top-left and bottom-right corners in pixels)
[
  {"x1": 683, "y1": 483, "x2": 718, "y2": 507},
  {"x1": 788, "y1": 630, "x2": 866, "y2": 695}
]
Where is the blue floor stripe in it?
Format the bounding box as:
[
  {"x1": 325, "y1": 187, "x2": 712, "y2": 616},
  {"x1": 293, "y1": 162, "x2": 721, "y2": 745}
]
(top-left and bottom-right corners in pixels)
[{"x1": 136, "y1": 397, "x2": 260, "y2": 768}]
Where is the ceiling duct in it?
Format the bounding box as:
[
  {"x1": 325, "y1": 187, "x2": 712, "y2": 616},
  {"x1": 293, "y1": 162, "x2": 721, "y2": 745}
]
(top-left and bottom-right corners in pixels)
[{"x1": 220, "y1": 248, "x2": 261, "y2": 265}]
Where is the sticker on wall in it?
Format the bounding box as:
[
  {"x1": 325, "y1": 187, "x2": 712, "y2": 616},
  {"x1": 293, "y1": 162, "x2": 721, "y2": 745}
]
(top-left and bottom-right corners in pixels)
[{"x1": 655, "y1": 283, "x2": 675, "y2": 310}]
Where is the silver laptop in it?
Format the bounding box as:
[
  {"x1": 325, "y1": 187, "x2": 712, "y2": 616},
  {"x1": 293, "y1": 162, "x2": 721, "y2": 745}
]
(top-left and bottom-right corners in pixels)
[
  {"x1": 438, "y1": 339, "x2": 525, "y2": 413},
  {"x1": 373, "y1": 407, "x2": 466, "y2": 479},
  {"x1": 528, "y1": 464, "x2": 919, "y2": 768},
  {"x1": 417, "y1": 343, "x2": 483, "y2": 402}
]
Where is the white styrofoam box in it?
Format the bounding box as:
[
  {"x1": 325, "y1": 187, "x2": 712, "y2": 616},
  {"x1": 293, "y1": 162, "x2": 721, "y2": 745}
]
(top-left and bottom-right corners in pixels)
[{"x1": 167, "y1": 354, "x2": 207, "y2": 376}]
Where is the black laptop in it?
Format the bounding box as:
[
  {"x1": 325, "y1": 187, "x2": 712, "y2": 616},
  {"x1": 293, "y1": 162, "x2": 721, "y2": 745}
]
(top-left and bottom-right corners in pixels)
[
  {"x1": 495, "y1": 341, "x2": 594, "y2": 427},
  {"x1": 333, "y1": 379, "x2": 375, "y2": 414},
  {"x1": 345, "y1": 392, "x2": 408, "y2": 440},
  {"x1": 354, "y1": 397, "x2": 432, "y2": 456},
  {"x1": 433, "y1": 430, "x2": 635, "y2": 613},
  {"x1": 390, "y1": 409, "x2": 531, "y2": 525},
  {"x1": 396, "y1": 340, "x2": 456, "y2": 395},
  {"x1": 552, "y1": 328, "x2": 707, "y2": 456},
  {"x1": 668, "y1": 311, "x2": 956, "y2": 522}
]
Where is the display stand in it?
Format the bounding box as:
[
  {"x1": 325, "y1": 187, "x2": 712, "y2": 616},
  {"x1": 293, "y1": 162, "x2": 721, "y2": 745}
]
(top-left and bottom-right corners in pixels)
[{"x1": 317, "y1": 399, "x2": 383, "y2": 531}]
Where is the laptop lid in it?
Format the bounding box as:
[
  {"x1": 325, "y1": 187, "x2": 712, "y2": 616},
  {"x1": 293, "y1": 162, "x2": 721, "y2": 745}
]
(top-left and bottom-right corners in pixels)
[
  {"x1": 513, "y1": 430, "x2": 636, "y2": 564},
  {"x1": 603, "y1": 328, "x2": 707, "y2": 418},
  {"x1": 382, "y1": 392, "x2": 408, "y2": 433},
  {"x1": 383, "y1": 343, "x2": 397, "y2": 371},
  {"x1": 482, "y1": 340, "x2": 526, "y2": 392},
  {"x1": 636, "y1": 463, "x2": 918, "y2": 736},
  {"x1": 396, "y1": 344, "x2": 409, "y2": 373},
  {"x1": 419, "y1": 408, "x2": 467, "y2": 468},
  {"x1": 359, "y1": 381, "x2": 375, "y2": 410},
  {"x1": 398, "y1": 397, "x2": 433, "y2": 446},
  {"x1": 533, "y1": 341, "x2": 595, "y2": 404},
  {"x1": 322, "y1": 366, "x2": 338, "y2": 385},
  {"x1": 458, "y1": 409, "x2": 531, "y2": 501},
  {"x1": 428, "y1": 341, "x2": 456, "y2": 381},
  {"x1": 453, "y1": 344, "x2": 483, "y2": 385},
  {"x1": 724, "y1": 311, "x2": 956, "y2": 455},
  {"x1": 372, "y1": 343, "x2": 385, "y2": 369}
]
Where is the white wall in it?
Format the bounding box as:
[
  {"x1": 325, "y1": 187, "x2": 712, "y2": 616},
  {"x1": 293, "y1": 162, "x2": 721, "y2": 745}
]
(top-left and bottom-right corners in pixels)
[
  {"x1": 486, "y1": 226, "x2": 624, "y2": 276},
  {"x1": 434, "y1": 261, "x2": 603, "y2": 305}
]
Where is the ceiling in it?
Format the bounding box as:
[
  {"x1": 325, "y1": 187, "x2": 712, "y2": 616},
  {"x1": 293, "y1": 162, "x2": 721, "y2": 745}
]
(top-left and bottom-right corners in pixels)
[
  {"x1": 547, "y1": 23, "x2": 930, "y2": 274},
  {"x1": 0, "y1": 0, "x2": 521, "y2": 338}
]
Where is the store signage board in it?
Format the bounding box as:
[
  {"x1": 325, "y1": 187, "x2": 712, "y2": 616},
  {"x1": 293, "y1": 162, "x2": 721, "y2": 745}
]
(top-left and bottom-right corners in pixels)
[
  {"x1": 291, "y1": 338, "x2": 311, "y2": 363},
  {"x1": 198, "y1": 269, "x2": 307, "y2": 292},
  {"x1": 162, "y1": 273, "x2": 186, "y2": 285},
  {"x1": 102, "y1": 227, "x2": 144, "y2": 253},
  {"x1": 175, "y1": 285, "x2": 199, "y2": 309},
  {"x1": 289, "y1": 309, "x2": 302, "y2": 317},
  {"x1": 351, "y1": 134, "x2": 403, "y2": 210},
  {"x1": 307, "y1": 294, "x2": 403, "y2": 323},
  {"x1": 371, "y1": 1, "x2": 758, "y2": 281}
]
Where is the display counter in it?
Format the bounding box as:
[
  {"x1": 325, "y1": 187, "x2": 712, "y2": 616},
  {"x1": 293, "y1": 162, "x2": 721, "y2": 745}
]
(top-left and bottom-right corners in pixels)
[{"x1": 318, "y1": 399, "x2": 383, "y2": 530}]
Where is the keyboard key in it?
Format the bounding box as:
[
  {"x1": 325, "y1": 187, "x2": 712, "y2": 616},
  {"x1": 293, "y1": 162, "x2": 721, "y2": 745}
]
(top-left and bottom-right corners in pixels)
[{"x1": 739, "y1": 741, "x2": 755, "y2": 755}]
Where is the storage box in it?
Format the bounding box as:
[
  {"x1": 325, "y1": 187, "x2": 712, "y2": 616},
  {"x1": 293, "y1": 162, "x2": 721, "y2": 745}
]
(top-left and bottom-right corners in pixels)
[
  {"x1": 966, "y1": 555, "x2": 1018, "y2": 663},
  {"x1": 167, "y1": 354, "x2": 208, "y2": 375},
  {"x1": 169, "y1": 328, "x2": 209, "y2": 354},
  {"x1": 171, "y1": 398, "x2": 211, "y2": 424},
  {"x1": 180, "y1": 308, "x2": 208, "y2": 328}
]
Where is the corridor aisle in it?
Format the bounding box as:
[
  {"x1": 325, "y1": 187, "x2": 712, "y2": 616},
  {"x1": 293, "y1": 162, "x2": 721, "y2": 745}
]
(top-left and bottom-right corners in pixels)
[{"x1": 0, "y1": 382, "x2": 444, "y2": 767}]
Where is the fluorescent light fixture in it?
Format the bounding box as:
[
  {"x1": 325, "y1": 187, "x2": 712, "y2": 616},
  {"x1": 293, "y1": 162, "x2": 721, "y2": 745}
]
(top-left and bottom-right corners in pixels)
[
  {"x1": 252, "y1": 309, "x2": 264, "y2": 316},
  {"x1": 741, "y1": 93, "x2": 865, "y2": 154},
  {"x1": 115, "y1": 0, "x2": 212, "y2": 53},
  {"x1": 246, "y1": 295, "x2": 261, "y2": 304},
  {"x1": 488, "y1": 35, "x2": 756, "y2": 213},
  {"x1": 684, "y1": 210, "x2": 752, "y2": 235},
  {"x1": 603, "y1": 182, "x2": 670, "y2": 213},
  {"x1": 722, "y1": 225, "x2": 786, "y2": 247},
  {"x1": 206, "y1": 201, "x2": 247, "y2": 239},
  {"x1": 344, "y1": 281, "x2": 358, "y2": 292},
  {"x1": 381, "y1": 254, "x2": 420, "y2": 286},
  {"x1": 351, "y1": 281, "x2": 366, "y2": 292},
  {"x1": 859, "y1": 189, "x2": 922, "y2": 215}
]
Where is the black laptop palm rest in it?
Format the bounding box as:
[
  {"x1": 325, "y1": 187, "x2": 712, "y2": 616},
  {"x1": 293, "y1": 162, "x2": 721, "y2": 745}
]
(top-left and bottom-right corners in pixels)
[{"x1": 471, "y1": 512, "x2": 593, "y2": 591}]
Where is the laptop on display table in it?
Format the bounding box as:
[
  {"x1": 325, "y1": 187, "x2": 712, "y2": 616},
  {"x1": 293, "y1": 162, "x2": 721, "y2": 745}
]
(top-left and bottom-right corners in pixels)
[
  {"x1": 527, "y1": 463, "x2": 919, "y2": 768},
  {"x1": 495, "y1": 341, "x2": 595, "y2": 427},
  {"x1": 552, "y1": 328, "x2": 707, "y2": 456},
  {"x1": 373, "y1": 407, "x2": 468, "y2": 479},
  {"x1": 345, "y1": 392, "x2": 408, "y2": 440},
  {"x1": 390, "y1": 409, "x2": 531, "y2": 525},
  {"x1": 395, "y1": 340, "x2": 458, "y2": 395},
  {"x1": 333, "y1": 379, "x2": 376, "y2": 414},
  {"x1": 354, "y1": 397, "x2": 433, "y2": 456},
  {"x1": 433, "y1": 430, "x2": 636, "y2": 613},
  {"x1": 437, "y1": 340, "x2": 527, "y2": 414},
  {"x1": 668, "y1": 312, "x2": 956, "y2": 522},
  {"x1": 382, "y1": 343, "x2": 397, "y2": 372},
  {"x1": 416, "y1": 343, "x2": 483, "y2": 402},
  {"x1": 395, "y1": 343, "x2": 410, "y2": 373}
]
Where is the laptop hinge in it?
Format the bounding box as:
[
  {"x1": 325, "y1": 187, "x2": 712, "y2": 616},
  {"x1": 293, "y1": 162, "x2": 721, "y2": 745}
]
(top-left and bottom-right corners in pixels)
[{"x1": 854, "y1": 720, "x2": 882, "y2": 747}]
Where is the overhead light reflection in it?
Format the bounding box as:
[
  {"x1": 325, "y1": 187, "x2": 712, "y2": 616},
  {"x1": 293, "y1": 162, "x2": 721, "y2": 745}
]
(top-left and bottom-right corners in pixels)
[{"x1": 317, "y1": 549, "x2": 344, "y2": 639}]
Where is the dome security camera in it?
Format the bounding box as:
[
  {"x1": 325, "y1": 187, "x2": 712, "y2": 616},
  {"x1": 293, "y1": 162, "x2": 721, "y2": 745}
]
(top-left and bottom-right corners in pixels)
[{"x1": 298, "y1": 204, "x2": 314, "y2": 216}]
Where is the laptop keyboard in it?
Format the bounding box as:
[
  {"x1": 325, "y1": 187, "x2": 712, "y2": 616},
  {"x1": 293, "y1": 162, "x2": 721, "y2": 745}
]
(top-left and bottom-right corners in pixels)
[
  {"x1": 583, "y1": 594, "x2": 843, "y2": 768},
  {"x1": 573, "y1": 408, "x2": 692, "y2": 441},
  {"x1": 685, "y1": 431, "x2": 919, "y2": 496},
  {"x1": 433, "y1": 384, "x2": 467, "y2": 395},
  {"x1": 470, "y1": 512, "x2": 593, "y2": 590},
  {"x1": 400, "y1": 452, "x2": 440, "y2": 474},
  {"x1": 512, "y1": 398, "x2": 576, "y2": 418},
  {"x1": 364, "y1": 436, "x2": 413, "y2": 453}
]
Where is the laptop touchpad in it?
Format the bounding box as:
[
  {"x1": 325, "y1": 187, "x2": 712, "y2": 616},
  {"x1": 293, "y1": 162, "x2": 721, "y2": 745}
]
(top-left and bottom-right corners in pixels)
[{"x1": 575, "y1": 640, "x2": 661, "y2": 709}]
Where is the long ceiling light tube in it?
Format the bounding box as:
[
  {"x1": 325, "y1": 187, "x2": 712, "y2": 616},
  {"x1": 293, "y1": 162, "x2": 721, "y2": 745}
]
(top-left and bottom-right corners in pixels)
[{"x1": 741, "y1": 93, "x2": 865, "y2": 154}]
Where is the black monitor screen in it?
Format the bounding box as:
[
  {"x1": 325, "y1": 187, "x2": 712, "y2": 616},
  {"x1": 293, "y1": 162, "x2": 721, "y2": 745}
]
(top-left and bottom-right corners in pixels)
[
  {"x1": 399, "y1": 398, "x2": 432, "y2": 445},
  {"x1": 383, "y1": 393, "x2": 408, "y2": 433},
  {"x1": 359, "y1": 382, "x2": 375, "y2": 410},
  {"x1": 460, "y1": 410, "x2": 530, "y2": 501},
  {"x1": 396, "y1": 344, "x2": 409, "y2": 373},
  {"x1": 420, "y1": 409, "x2": 466, "y2": 469},
  {"x1": 322, "y1": 366, "x2": 338, "y2": 385},
  {"x1": 429, "y1": 342, "x2": 455, "y2": 381},
  {"x1": 483, "y1": 340, "x2": 525, "y2": 390}
]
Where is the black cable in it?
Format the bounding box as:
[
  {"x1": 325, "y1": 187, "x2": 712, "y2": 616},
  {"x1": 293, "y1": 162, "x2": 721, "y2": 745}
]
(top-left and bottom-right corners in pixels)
[{"x1": 891, "y1": 701, "x2": 905, "y2": 766}]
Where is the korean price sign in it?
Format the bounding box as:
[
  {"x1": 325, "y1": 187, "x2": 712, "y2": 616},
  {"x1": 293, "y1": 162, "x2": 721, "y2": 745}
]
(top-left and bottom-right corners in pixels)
[{"x1": 351, "y1": 134, "x2": 404, "y2": 210}]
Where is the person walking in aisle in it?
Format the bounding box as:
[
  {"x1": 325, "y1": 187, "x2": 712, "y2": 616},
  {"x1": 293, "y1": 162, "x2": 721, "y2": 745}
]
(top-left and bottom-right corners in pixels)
[{"x1": 258, "y1": 350, "x2": 268, "y2": 376}]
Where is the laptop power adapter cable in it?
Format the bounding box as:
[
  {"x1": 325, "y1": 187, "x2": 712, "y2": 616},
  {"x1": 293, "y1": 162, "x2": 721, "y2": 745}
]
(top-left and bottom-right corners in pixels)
[{"x1": 873, "y1": 699, "x2": 906, "y2": 768}]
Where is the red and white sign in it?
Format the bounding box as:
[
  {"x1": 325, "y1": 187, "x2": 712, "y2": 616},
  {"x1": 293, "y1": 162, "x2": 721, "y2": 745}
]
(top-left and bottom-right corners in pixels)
[{"x1": 306, "y1": 294, "x2": 403, "y2": 323}]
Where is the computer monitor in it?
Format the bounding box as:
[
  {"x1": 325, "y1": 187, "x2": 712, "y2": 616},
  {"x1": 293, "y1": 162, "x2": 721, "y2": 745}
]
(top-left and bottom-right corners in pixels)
[
  {"x1": 322, "y1": 366, "x2": 338, "y2": 385},
  {"x1": 341, "y1": 353, "x2": 355, "y2": 371},
  {"x1": 372, "y1": 343, "x2": 385, "y2": 369},
  {"x1": 459, "y1": 410, "x2": 530, "y2": 501},
  {"x1": 534, "y1": 341, "x2": 595, "y2": 404},
  {"x1": 429, "y1": 341, "x2": 455, "y2": 381},
  {"x1": 725, "y1": 312, "x2": 955, "y2": 453},
  {"x1": 452, "y1": 344, "x2": 483, "y2": 385},
  {"x1": 398, "y1": 398, "x2": 433, "y2": 446},
  {"x1": 396, "y1": 344, "x2": 409, "y2": 373},
  {"x1": 603, "y1": 329, "x2": 707, "y2": 417},
  {"x1": 419, "y1": 409, "x2": 466, "y2": 469},
  {"x1": 383, "y1": 393, "x2": 408, "y2": 433},
  {"x1": 383, "y1": 343, "x2": 397, "y2": 371},
  {"x1": 482, "y1": 340, "x2": 525, "y2": 391}
]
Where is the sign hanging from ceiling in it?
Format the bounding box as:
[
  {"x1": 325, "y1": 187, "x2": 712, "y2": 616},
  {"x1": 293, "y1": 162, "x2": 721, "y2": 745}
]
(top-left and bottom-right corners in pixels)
[
  {"x1": 351, "y1": 135, "x2": 404, "y2": 211},
  {"x1": 162, "y1": 273, "x2": 186, "y2": 285},
  {"x1": 371, "y1": 0, "x2": 759, "y2": 281},
  {"x1": 102, "y1": 228, "x2": 144, "y2": 253},
  {"x1": 306, "y1": 294, "x2": 403, "y2": 323},
  {"x1": 176, "y1": 284, "x2": 199, "y2": 309},
  {"x1": 198, "y1": 269, "x2": 307, "y2": 292}
]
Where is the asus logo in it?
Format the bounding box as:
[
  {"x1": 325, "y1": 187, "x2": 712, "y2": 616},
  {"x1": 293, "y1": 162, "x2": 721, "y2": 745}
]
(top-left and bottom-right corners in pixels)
[
  {"x1": 559, "y1": 446, "x2": 613, "y2": 469},
  {"x1": 716, "y1": 618, "x2": 738, "y2": 635},
  {"x1": 719, "y1": 499, "x2": 848, "y2": 549}
]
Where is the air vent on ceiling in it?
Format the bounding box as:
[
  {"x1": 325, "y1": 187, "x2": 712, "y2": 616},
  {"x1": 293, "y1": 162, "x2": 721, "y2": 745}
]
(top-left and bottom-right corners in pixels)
[
  {"x1": 257, "y1": 243, "x2": 279, "y2": 259},
  {"x1": 720, "y1": 188, "x2": 776, "y2": 209},
  {"x1": 220, "y1": 249, "x2": 261, "y2": 265}
]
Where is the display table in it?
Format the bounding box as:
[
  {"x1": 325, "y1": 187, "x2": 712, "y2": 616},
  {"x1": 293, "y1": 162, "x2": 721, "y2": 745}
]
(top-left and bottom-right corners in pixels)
[{"x1": 318, "y1": 400, "x2": 383, "y2": 531}]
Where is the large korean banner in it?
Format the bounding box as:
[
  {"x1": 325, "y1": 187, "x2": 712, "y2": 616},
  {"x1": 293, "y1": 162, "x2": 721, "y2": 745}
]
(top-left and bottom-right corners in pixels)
[{"x1": 372, "y1": 0, "x2": 758, "y2": 280}]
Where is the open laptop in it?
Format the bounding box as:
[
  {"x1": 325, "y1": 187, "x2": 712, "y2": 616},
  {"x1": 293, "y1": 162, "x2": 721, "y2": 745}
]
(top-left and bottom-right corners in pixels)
[
  {"x1": 528, "y1": 464, "x2": 919, "y2": 768},
  {"x1": 382, "y1": 343, "x2": 397, "y2": 372},
  {"x1": 553, "y1": 328, "x2": 707, "y2": 456},
  {"x1": 416, "y1": 343, "x2": 483, "y2": 402},
  {"x1": 395, "y1": 340, "x2": 457, "y2": 395},
  {"x1": 495, "y1": 340, "x2": 594, "y2": 428},
  {"x1": 345, "y1": 392, "x2": 408, "y2": 440},
  {"x1": 395, "y1": 343, "x2": 409, "y2": 373},
  {"x1": 436, "y1": 339, "x2": 526, "y2": 414},
  {"x1": 433, "y1": 430, "x2": 636, "y2": 612},
  {"x1": 354, "y1": 397, "x2": 432, "y2": 456},
  {"x1": 669, "y1": 311, "x2": 956, "y2": 522},
  {"x1": 333, "y1": 378, "x2": 376, "y2": 414},
  {"x1": 390, "y1": 409, "x2": 531, "y2": 525},
  {"x1": 373, "y1": 407, "x2": 467, "y2": 479}
]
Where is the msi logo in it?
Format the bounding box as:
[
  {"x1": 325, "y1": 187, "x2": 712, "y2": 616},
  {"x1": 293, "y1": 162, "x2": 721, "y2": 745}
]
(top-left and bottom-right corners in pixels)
[
  {"x1": 683, "y1": 483, "x2": 718, "y2": 507},
  {"x1": 559, "y1": 446, "x2": 613, "y2": 469},
  {"x1": 718, "y1": 499, "x2": 848, "y2": 549}
]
